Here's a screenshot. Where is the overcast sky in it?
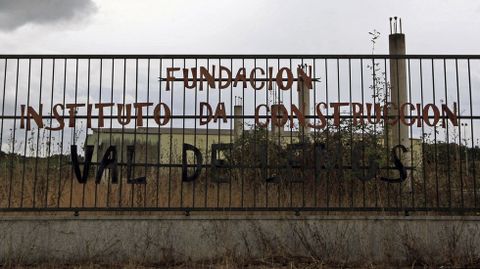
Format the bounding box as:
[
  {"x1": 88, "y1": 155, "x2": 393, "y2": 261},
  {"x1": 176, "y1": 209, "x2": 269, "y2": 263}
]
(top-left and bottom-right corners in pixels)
[{"x1": 0, "y1": 0, "x2": 479, "y2": 54}]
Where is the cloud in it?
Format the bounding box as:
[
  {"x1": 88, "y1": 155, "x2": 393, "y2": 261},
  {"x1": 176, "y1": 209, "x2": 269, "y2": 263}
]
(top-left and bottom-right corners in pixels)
[{"x1": 0, "y1": 0, "x2": 97, "y2": 31}]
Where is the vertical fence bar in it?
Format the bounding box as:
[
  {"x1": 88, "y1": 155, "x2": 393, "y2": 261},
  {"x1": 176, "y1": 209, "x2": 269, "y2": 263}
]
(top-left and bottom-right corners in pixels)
[
  {"x1": 419, "y1": 59, "x2": 427, "y2": 209},
  {"x1": 193, "y1": 58, "x2": 198, "y2": 208},
  {"x1": 33, "y1": 59, "x2": 43, "y2": 208},
  {"x1": 203, "y1": 58, "x2": 209, "y2": 208},
  {"x1": 95, "y1": 58, "x2": 103, "y2": 208},
  {"x1": 45, "y1": 58, "x2": 56, "y2": 208},
  {"x1": 288, "y1": 58, "x2": 293, "y2": 208},
  {"x1": 443, "y1": 59, "x2": 452, "y2": 209},
  {"x1": 168, "y1": 58, "x2": 174, "y2": 208},
  {"x1": 467, "y1": 59, "x2": 477, "y2": 207},
  {"x1": 81, "y1": 59, "x2": 90, "y2": 208},
  {"x1": 360, "y1": 58, "x2": 366, "y2": 208},
  {"x1": 395, "y1": 55, "x2": 402, "y2": 209},
  {"x1": 241, "y1": 58, "x2": 245, "y2": 208},
  {"x1": 454, "y1": 58, "x2": 464, "y2": 208},
  {"x1": 265, "y1": 58, "x2": 269, "y2": 208},
  {"x1": 313, "y1": 58, "x2": 318, "y2": 208},
  {"x1": 228, "y1": 58, "x2": 233, "y2": 208},
  {"x1": 216, "y1": 58, "x2": 221, "y2": 208},
  {"x1": 371, "y1": 58, "x2": 378, "y2": 208},
  {"x1": 0, "y1": 59, "x2": 7, "y2": 208},
  {"x1": 20, "y1": 59, "x2": 31, "y2": 207},
  {"x1": 336, "y1": 58, "x2": 343, "y2": 208},
  {"x1": 106, "y1": 58, "x2": 115, "y2": 208},
  {"x1": 144, "y1": 58, "x2": 150, "y2": 207},
  {"x1": 407, "y1": 58, "x2": 415, "y2": 209},
  {"x1": 181, "y1": 58, "x2": 186, "y2": 208},
  {"x1": 348, "y1": 58, "x2": 354, "y2": 209},
  {"x1": 132, "y1": 58, "x2": 138, "y2": 207},
  {"x1": 432, "y1": 59, "x2": 439, "y2": 209},
  {"x1": 301, "y1": 58, "x2": 306, "y2": 208},
  {"x1": 325, "y1": 58, "x2": 330, "y2": 210},
  {"x1": 155, "y1": 58, "x2": 162, "y2": 207},
  {"x1": 118, "y1": 58, "x2": 126, "y2": 208},
  {"x1": 57, "y1": 58, "x2": 67, "y2": 208},
  {"x1": 68, "y1": 59, "x2": 78, "y2": 208},
  {"x1": 8, "y1": 58, "x2": 19, "y2": 208},
  {"x1": 383, "y1": 58, "x2": 391, "y2": 208},
  {"x1": 253, "y1": 58, "x2": 257, "y2": 208}
]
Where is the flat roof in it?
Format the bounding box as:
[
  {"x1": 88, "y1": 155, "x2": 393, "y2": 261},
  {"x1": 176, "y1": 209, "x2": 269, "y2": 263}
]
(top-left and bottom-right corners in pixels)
[{"x1": 90, "y1": 127, "x2": 234, "y2": 136}]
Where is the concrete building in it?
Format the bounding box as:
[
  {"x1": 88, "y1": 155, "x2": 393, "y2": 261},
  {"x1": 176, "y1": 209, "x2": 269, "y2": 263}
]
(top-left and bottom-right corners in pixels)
[{"x1": 85, "y1": 127, "x2": 234, "y2": 163}]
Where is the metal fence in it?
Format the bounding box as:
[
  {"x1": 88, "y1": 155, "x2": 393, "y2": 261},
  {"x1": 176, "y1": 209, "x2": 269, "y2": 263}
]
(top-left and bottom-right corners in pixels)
[{"x1": 0, "y1": 54, "x2": 479, "y2": 214}]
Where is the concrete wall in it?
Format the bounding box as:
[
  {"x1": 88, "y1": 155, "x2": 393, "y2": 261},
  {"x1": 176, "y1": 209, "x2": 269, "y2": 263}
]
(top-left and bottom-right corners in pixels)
[{"x1": 1, "y1": 215, "x2": 480, "y2": 266}]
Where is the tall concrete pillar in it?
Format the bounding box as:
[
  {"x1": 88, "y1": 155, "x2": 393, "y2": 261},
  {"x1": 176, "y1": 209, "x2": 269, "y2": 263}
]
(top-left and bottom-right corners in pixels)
[
  {"x1": 388, "y1": 19, "x2": 409, "y2": 151},
  {"x1": 387, "y1": 17, "x2": 411, "y2": 188}
]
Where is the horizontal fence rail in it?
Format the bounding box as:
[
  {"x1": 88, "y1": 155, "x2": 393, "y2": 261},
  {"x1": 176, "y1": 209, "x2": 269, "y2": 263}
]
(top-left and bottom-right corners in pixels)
[{"x1": 0, "y1": 55, "x2": 479, "y2": 214}]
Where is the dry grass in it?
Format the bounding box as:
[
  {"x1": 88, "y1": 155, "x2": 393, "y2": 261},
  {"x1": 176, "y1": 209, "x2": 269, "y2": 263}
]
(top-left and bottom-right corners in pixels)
[{"x1": 0, "y1": 151, "x2": 478, "y2": 213}]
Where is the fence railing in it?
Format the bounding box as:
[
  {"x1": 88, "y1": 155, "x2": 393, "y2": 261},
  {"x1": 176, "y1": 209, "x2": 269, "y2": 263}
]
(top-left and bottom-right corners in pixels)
[{"x1": 0, "y1": 54, "x2": 479, "y2": 214}]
